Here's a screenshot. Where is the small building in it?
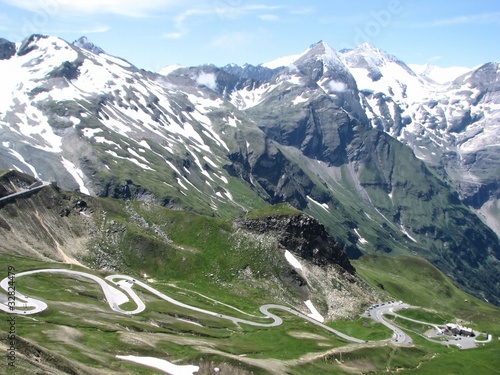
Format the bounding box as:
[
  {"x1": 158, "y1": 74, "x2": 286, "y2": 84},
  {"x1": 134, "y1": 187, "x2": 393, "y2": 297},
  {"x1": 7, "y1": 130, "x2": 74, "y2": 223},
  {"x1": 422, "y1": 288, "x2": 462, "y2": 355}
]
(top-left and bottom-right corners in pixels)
[{"x1": 445, "y1": 323, "x2": 474, "y2": 337}]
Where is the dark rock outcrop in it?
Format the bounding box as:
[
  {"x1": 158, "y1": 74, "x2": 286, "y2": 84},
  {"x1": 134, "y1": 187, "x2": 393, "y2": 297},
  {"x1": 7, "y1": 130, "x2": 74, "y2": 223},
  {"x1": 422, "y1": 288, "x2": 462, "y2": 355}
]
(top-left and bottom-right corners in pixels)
[
  {"x1": 238, "y1": 213, "x2": 355, "y2": 274},
  {"x1": 0, "y1": 38, "x2": 16, "y2": 60},
  {"x1": 17, "y1": 34, "x2": 46, "y2": 56}
]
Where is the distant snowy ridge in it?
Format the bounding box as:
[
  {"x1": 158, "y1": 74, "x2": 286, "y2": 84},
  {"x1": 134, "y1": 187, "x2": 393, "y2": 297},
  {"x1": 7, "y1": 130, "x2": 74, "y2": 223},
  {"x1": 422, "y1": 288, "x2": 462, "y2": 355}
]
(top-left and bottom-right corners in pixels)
[
  {"x1": 158, "y1": 64, "x2": 184, "y2": 75},
  {"x1": 408, "y1": 63, "x2": 471, "y2": 84},
  {"x1": 262, "y1": 53, "x2": 301, "y2": 69}
]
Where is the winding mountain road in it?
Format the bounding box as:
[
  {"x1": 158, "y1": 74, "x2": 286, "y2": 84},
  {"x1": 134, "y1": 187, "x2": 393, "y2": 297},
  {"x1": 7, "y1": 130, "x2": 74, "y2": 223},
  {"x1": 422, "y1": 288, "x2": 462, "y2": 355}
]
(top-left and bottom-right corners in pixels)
[
  {"x1": 2, "y1": 269, "x2": 409, "y2": 345},
  {"x1": 367, "y1": 303, "x2": 413, "y2": 345}
]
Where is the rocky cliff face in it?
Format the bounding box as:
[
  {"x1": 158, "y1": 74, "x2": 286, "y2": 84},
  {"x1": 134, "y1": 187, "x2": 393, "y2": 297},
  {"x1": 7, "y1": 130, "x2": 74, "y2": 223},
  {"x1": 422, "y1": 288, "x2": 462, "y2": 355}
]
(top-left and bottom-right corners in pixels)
[
  {"x1": 238, "y1": 213, "x2": 355, "y2": 273},
  {"x1": 0, "y1": 38, "x2": 15, "y2": 60}
]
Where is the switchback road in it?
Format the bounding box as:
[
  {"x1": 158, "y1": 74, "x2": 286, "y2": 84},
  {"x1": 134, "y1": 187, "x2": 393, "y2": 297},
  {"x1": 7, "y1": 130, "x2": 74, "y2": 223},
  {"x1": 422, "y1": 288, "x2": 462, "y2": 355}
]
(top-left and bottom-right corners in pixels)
[{"x1": 2, "y1": 269, "x2": 413, "y2": 345}]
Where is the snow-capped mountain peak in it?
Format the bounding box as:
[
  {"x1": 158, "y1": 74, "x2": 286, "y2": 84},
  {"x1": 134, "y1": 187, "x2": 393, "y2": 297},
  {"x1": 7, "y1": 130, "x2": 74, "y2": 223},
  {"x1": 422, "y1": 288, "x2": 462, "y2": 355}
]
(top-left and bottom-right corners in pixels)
[
  {"x1": 72, "y1": 36, "x2": 105, "y2": 55},
  {"x1": 340, "y1": 43, "x2": 415, "y2": 77},
  {"x1": 293, "y1": 40, "x2": 346, "y2": 71},
  {"x1": 261, "y1": 40, "x2": 346, "y2": 73}
]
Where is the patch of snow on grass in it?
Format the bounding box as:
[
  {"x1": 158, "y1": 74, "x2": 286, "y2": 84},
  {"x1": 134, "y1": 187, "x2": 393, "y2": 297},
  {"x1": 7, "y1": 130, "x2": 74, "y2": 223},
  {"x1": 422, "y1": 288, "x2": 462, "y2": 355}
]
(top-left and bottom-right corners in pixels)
[
  {"x1": 8, "y1": 149, "x2": 39, "y2": 178},
  {"x1": 177, "y1": 178, "x2": 188, "y2": 190},
  {"x1": 70, "y1": 116, "x2": 81, "y2": 125},
  {"x1": 227, "y1": 116, "x2": 238, "y2": 127},
  {"x1": 284, "y1": 250, "x2": 303, "y2": 270},
  {"x1": 214, "y1": 174, "x2": 228, "y2": 184},
  {"x1": 400, "y1": 225, "x2": 418, "y2": 243},
  {"x1": 304, "y1": 300, "x2": 325, "y2": 323},
  {"x1": 165, "y1": 160, "x2": 181, "y2": 175},
  {"x1": 105, "y1": 150, "x2": 154, "y2": 171},
  {"x1": 116, "y1": 355, "x2": 199, "y2": 375},
  {"x1": 94, "y1": 137, "x2": 120, "y2": 148},
  {"x1": 128, "y1": 148, "x2": 150, "y2": 165},
  {"x1": 203, "y1": 156, "x2": 218, "y2": 169},
  {"x1": 82, "y1": 128, "x2": 103, "y2": 138},
  {"x1": 306, "y1": 195, "x2": 329, "y2": 211},
  {"x1": 139, "y1": 140, "x2": 151, "y2": 149},
  {"x1": 353, "y1": 228, "x2": 369, "y2": 245},
  {"x1": 292, "y1": 94, "x2": 308, "y2": 105}
]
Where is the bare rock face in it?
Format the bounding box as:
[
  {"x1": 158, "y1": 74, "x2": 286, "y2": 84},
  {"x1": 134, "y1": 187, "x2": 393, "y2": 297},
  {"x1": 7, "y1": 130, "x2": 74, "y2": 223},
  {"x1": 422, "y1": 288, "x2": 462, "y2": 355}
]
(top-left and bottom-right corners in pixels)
[
  {"x1": 238, "y1": 213, "x2": 355, "y2": 274},
  {"x1": 0, "y1": 38, "x2": 16, "y2": 60}
]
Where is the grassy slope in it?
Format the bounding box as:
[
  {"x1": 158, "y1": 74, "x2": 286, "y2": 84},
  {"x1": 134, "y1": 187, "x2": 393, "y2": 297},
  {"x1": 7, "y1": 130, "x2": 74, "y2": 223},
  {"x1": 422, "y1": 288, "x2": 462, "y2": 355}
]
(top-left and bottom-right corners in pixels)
[
  {"x1": 353, "y1": 254, "x2": 500, "y2": 334},
  {"x1": 289, "y1": 255, "x2": 500, "y2": 375}
]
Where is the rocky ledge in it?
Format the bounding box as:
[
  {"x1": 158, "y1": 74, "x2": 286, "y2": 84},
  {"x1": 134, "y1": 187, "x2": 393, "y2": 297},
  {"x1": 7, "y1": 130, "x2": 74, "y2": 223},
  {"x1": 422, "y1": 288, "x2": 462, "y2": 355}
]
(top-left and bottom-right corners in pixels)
[{"x1": 238, "y1": 213, "x2": 355, "y2": 274}]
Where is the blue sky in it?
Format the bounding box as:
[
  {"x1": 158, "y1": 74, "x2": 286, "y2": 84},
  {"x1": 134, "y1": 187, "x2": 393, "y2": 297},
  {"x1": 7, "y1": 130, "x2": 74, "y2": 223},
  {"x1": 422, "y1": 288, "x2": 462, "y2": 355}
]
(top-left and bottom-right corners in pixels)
[{"x1": 0, "y1": 0, "x2": 499, "y2": 71}]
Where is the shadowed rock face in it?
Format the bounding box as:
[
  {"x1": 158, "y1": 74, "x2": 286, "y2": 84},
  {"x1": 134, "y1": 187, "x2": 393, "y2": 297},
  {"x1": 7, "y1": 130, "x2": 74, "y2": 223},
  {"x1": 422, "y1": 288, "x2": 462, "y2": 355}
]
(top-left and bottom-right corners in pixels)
[
  {"x1": 0, "y1": 38, "x2": 16, "y2": 60},
  {"x1": 238, "y1": 213, "x2": 355, "y2": 274}
]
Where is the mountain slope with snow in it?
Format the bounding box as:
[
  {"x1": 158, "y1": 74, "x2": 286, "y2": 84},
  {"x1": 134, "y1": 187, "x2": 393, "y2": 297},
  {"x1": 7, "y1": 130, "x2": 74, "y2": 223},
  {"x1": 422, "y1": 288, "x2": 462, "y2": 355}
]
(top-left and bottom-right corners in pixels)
[
  {"x1": 0, "y1": 34, "x2": 268, "y2": 216},
  {"x1": 338, "y1": 45, "x2": 500, "y2": 238}
]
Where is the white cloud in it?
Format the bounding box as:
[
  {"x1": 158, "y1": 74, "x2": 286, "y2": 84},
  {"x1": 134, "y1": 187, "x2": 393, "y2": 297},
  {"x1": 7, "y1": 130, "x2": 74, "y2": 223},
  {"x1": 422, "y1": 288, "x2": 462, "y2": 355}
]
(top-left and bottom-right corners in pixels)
[
  {"x1": 82, "y1": 25, "x2": 110, "y2": 34},
  {"x1": 1, "y1": 0, "x2": 181, "y2": 17},
  {"x1": 164, "y1": 31, "x2": 184, "y2": 39},
  {"x1": 163, "y1": 7, "x2": 214, "y2": 39},
  {"x1": 329, "y1": 81, "x2": 347, "y2": 93},
  {"x1": 259, "y1": 14, "x2": 279, "y2": 21},
  {"x1": 215, "y1": 4, "x2": 282, "y2": 20},
  {"x1": 431, "y1": 12, "x2": 500, "y2": 26},
  {"x1": 289, "y1": 7, "x2": 315, "y2": 15},
  {"x1": 164, "y1": 4, "x2": 283, "y2": 38},
  {"x1": 195, "y1": 72, "x2": 217, "y2": 90}
]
